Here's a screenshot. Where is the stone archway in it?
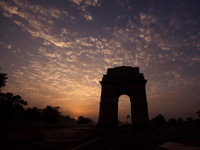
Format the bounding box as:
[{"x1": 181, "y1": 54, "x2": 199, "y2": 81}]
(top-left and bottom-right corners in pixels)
[{"x1": 98, "y1": 66, "x2": 149, "y2": 127}]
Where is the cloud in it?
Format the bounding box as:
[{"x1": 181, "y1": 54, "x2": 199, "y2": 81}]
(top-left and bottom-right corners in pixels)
[
  {"x1": 84, "y1": 12, "x2": 93, "y2": 21},
  {"x1": 192, "y1": 57, "x2": 200, "y2": 62},
  {"x1": 0, "y1": 0, "x2": 75, "y2": 48},
  {"x1": 71, "y1": 0, "x2": 83, "y2": 6},
  {"x1": 71, "y1": 0, "x2": 100, "y2": 7},
  {"x1": 70, "y1": 0, "x2": 100, "y2": 21}
]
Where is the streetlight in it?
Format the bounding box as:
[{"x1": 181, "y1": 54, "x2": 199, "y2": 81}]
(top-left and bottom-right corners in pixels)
[{"x1": 127, "y1": 114, "x2": 130, "y2": 125}]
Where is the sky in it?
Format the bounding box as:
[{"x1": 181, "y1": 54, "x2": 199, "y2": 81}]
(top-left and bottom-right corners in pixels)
[{"x1": 0, "y1": 0, "x2": 200, "y2": 121}]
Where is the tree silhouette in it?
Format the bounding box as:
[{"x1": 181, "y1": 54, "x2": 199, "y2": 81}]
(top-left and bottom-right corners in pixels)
[
  {"x1": 25, "y1": 107, "x2": 42, "y2": 120},
  {"x1": 0, "y1": 92, "x2": 28, "y2": 126},
  {"x1": 196, "y1": 110, "x2": 200, "y2": 118},
  {"x1": 168, "y1": 118, "x2": 177, "y2": 126},
  {"x1": 0, "y1": 72, "x2": 28, "y2": 127},
  {"x1": 42, "y1": 106, "x2": 61, "y2": 123},
  {"x1": 151, "y1": 114, "x2": 167, "y2": 127},
  {"x1": 0, "y1": 73, "x2": 7, "y2": 92},
  {"x1": 177, "y1": 118, "x2": 184, "y2": 126},
  {"x1": 77, "y1": 116, "x2": 93, "y2": 125}
]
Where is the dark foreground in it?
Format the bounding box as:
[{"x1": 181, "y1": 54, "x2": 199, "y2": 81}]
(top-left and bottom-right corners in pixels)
[{"x1": 0, "y1": 126, "x2": 200, "y2": 150}]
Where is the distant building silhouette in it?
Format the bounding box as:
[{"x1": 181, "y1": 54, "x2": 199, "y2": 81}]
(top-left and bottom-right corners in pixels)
[{"x1": 98, "y1": 66, "x2": 149, "y2": 127}]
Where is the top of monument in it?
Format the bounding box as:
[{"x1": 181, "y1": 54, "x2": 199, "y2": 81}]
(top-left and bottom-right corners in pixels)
[
  {"x1": 107, "y1": 66, "x2": 139, "y2": 75},
  {"x1": 101, "y1": 66, "x2": 146, "y2": 83}
]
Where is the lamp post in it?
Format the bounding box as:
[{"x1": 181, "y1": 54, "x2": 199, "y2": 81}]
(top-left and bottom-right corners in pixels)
[{"x1": 127, "y1": 114, "x2": 130, "y2": 125}]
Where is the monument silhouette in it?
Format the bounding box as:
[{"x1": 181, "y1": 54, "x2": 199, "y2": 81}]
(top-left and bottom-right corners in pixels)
[{"x1": 98, "y1": 66, "x2": 149, "y2": 127}]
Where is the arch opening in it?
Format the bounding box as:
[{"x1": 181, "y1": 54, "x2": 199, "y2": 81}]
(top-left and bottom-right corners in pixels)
[{"x1": 118, "y1": 95, "x2": 131, "y2": 125}]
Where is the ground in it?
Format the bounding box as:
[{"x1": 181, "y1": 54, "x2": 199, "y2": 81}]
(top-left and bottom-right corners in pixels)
[{"x1": 0, "y1": 126, "x2": 200, "y2": 150}]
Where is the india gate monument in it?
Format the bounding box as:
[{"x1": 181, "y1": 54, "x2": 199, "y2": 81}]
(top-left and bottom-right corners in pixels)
[{"x1": 98, "y1": 66, "x2": 149, "y2": 127}]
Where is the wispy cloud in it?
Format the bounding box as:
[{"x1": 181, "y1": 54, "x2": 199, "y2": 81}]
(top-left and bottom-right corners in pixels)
[
  {"x1": 71, "y1": 0, "x2": 100, "y2": 21},
  {"x1": 0, "y1": 0, "x2": 75, "y2": 48}
]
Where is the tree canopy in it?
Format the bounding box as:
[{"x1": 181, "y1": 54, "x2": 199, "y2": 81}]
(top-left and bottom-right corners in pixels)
[{"x1": 0, "y1": 73, "x2": 7, "y2": 91}]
